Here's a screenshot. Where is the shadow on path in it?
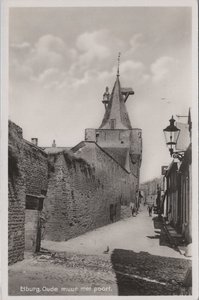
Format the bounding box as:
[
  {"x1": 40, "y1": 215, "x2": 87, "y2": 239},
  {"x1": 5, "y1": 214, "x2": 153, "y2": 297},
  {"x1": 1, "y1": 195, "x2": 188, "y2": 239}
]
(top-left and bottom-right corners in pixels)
[
  {"x1": 147, "y1": 216, "x2": 179, "y2": 251},
  {"x1": 111, "y1": 248, "x2": 191, "y2": 295}
]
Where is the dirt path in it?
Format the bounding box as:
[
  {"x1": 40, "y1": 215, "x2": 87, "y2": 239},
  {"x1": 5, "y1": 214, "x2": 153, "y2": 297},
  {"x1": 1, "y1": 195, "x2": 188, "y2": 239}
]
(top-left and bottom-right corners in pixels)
[{"x1": 42, "y1": 205, "x2": 187, "y2": 258}]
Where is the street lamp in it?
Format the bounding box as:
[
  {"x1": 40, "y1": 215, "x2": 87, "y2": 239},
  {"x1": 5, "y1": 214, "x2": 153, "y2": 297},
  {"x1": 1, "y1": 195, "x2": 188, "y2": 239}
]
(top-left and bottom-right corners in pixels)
[{"x1": 163, "y1": 116, "x2": 180, "y2": 157}]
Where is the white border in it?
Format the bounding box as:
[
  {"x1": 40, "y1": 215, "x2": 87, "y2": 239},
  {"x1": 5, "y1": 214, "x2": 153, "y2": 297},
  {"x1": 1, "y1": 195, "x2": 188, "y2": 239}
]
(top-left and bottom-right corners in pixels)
[
  {"x1": 1, "y1": 0, "x2": 9, "y2": 299},
  {"x1": 1, "y1": 0, "x2": 198, "y2": 300},
  {"x1": 2, "y1": 0, "x2": 199, "y2": 7},
  {"x1": 191, "y1": 1, "x2": 198, "y2": 299}
]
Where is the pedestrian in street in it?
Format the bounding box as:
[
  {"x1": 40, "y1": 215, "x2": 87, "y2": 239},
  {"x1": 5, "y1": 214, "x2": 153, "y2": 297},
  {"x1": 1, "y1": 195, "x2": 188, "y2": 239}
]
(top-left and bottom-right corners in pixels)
[
  {"x1": 132, "y1": 206, "x2": 136, "y2": 217},
  {"x1": 148, "y1": 204, "x2": 152, "y2": 217},
  {"x1": 130, "y1": 202, "x2": 136, "y2": 217}
]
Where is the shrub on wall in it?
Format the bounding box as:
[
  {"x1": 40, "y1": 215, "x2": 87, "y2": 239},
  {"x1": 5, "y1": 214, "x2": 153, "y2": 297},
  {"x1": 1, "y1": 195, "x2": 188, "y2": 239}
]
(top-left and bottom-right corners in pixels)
[{"x1": 8, "y1": 144, "x2": 19, "y2": 178}]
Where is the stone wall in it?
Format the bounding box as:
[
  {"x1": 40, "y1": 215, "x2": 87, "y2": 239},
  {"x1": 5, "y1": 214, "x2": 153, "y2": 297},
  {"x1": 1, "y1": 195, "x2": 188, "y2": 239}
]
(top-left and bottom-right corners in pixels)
[
  {"x1": 8, "y1": 122, "x2": 26, "y2": 265},
  {"x1": 8, "y1": 121, "x2": 48, "y2": 264},
  {"x1": 9, "y1": 121, "x2": 139, "y2": 261},
  {"x1": 121, "y1": 205, "x2": 132, "y2": 219},
  {"x1": 43, "y1": 142, "x2": 136, "y2": 241},
  {"x1": 85, "y1": 128, "x2": 142, "y2": 188},
  {"x1": 85, "y1": 128, "x2": 142, "y2": 154},
  {"x1": 23, "y1": 141, "x2": 48, "y2": 197},
  {"x1": 76, "y1": 142, "x2": 137, "y2": 204}
]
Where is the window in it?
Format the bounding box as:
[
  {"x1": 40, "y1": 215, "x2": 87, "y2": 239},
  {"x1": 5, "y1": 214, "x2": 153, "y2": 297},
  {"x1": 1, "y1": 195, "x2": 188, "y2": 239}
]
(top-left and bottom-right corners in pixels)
[
  {"x1": 26, "y1": 195, "x2": 44, "y2": 211},
  {"x1": 96, "y1": 132, "x2": 99, "y2": 143},
  {"x1": 110, "y1": 119, "x2": 116, "y2": 129}
]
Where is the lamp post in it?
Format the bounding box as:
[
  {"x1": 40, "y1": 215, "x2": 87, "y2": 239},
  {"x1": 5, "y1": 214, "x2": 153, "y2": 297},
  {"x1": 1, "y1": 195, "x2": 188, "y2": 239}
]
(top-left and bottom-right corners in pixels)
[{"x1": 163, "y1": 116, "x2": 180, "y2": 157}]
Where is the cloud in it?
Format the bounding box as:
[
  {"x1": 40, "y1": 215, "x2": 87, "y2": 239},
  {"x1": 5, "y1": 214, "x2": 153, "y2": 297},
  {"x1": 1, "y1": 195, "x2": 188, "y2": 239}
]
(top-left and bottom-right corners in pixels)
[
  {"x1": 11, "y1": 42, "x2": 31, "y2": 50},
  {"x1": 76, "y1": 30, "x2": 110, "y2": 58},
  {"x1": 74, "y1": 30, "x2": 111, "y2": 70},
  {"x1": 31, "y1": 67, "x2": 68, "y2": 89},
  {"x1": 9, "y1": 30, "x2": 149, "y2": 91},
  {"x1": 151, "y1": 56, "x2": 177, "y2": 83},
  {"x1": 10, "y1": 42, "x2": 31, "y2": 68},
  {"x1": 10, "y1": 34, "x2": 73, "y2": 82},
  {"x1": 10, "y1": 58, "x2": 33, "y2": 81},
  {"x1": 123, "y1": 33, "x2": 144, "y2": 60},
  {"x1": 27, "y1": 35, "x2": 70, "y2": 75},
  {"x1": 129, "y1": 34, "x2": 143, "y2": 50},
  {"x1": 10, "y1": 31, "x2": 112, "y2": 86},
  {"x1": 120, "y1": 60, "x2": 150, "y2": 86},
  {"x1": 70, "y1": 30, "x2": 124, "y2": 76},
  {"x1": 35, "y1": 35, "x2": 66, "y2": 54},
  {"x1": 71, "y1": 70, "x2": 94, "y2": 88}
]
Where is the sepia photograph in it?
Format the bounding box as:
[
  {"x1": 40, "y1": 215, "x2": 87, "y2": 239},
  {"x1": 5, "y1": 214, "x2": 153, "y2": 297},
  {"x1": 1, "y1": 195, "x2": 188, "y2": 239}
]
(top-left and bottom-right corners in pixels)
[{"x1": 1, "y1": 0, "x2": 198, "y2": 299}]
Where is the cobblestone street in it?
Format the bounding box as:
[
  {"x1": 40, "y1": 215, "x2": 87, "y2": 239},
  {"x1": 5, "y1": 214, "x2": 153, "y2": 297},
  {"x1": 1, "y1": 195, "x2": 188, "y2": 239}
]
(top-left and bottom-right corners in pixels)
[{"x1": 9, "y1": 205, "x2": 191, "y2": 296}]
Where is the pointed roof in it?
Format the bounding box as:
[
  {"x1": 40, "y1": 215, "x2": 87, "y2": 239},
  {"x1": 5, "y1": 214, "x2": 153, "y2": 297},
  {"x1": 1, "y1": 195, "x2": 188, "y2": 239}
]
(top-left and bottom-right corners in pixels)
[{"x1": 99, "y1": 76, "x2": 133, "y2": 129}]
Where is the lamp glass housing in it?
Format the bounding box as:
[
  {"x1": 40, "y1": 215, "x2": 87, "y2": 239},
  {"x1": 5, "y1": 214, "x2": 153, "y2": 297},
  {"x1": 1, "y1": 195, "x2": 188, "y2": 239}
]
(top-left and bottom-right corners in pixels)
[{"x1": 163, "y1": 116, "x2": 180, "y2": 155}]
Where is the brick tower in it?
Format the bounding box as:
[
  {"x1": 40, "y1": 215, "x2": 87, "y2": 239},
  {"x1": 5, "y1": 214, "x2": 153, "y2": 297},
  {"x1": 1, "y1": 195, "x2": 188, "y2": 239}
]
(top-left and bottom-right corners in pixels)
[{"x1": 85, "y1": 58, "x2": 142, "y2": 192}]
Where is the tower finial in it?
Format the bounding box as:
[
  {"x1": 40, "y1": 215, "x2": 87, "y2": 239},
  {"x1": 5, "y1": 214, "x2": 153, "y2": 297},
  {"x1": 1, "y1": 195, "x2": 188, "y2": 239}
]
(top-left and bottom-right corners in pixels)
[{"x1": 117, "y1": 52, "x2": 121, "y2": 77}]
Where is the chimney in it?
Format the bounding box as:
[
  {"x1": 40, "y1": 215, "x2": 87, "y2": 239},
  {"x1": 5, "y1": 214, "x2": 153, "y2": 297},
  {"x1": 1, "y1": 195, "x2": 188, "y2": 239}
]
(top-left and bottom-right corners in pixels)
[
  {"x1": 52, "y1": 139, "x2": 56, "y2": 147},
  {"x1": 31, "y1": 138, "x2": 38, "y2": 146}
]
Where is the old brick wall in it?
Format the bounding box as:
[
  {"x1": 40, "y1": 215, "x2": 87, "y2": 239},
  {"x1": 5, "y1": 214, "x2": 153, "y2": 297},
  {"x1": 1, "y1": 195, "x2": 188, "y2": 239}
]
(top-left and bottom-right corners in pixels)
[
  {"x1": 43, "y1": 142, "x2": 137, "y2": 241},
  {"x1": 85, "y1": 128, "x2": 142, "y2": 190},
  {"x1": 92, "y1": 142, "x2": 137, "y2": 205},
  {"x1": 23, "y1": 143, "x2": 48, "y2": 253},
  {"x1": 9, "y1": 120, "x2": 139, "y2": 257},
  {"x1": 121, "y1": 205, "x2": 132, "y2": 219},
  {"x1": 23, "y1": 141, "x2": 48, "y2": 197},
  {"x1": 8, "y1": 122, "x2": 26, "y2": 265},
  {"x1": 77, "y1": 142, "x2": 137, "y2": 204},
  {"x1": 8, "y1": 121, "x2": 48, "y2": 264},
  {"x1": 94, "y1": 142, "x2": 136, "y2": 205}
]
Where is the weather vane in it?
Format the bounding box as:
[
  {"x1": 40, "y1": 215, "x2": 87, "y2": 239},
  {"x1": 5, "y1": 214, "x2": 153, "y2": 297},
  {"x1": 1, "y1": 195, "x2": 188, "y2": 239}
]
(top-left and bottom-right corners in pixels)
[{"x1": 117, "y1": 52, "x2": 121, "y2": 76}]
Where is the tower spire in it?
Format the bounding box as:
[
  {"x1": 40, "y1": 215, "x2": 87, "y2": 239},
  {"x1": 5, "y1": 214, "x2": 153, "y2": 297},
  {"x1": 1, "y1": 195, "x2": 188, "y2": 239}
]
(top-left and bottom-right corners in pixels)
[{"x1": 117, "y1": 52, "x2": 121, "y2": 77}]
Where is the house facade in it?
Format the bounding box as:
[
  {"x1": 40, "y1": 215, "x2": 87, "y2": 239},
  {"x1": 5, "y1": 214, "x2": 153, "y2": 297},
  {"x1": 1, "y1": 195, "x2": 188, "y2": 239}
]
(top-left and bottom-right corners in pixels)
[{"x1": 164, "y1": 112, "x2": 192, "y2": 243}]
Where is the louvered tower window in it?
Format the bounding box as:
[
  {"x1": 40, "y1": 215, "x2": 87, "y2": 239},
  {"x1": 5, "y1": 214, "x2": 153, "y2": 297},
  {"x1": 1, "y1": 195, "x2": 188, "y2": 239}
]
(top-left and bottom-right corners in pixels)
[{"x1": 110, "y1": 119, "x2": 116, "y2": 129}]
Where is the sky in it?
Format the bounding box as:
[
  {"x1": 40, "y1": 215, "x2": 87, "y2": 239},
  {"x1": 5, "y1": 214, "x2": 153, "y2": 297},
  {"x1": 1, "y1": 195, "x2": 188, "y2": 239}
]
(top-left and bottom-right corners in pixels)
[{"x1": 9, "y1": 6, "x2": 192, "y2": 183}]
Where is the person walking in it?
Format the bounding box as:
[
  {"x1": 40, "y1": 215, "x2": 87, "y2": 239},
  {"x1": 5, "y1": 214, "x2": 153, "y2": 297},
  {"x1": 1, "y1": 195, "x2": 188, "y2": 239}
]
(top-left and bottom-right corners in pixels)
[
  {"x1": 130, "y1": 202, "x2": 136, "y2": 217},
  {"x1": 148, "y1": 204, "x2": 153, "y2": 217}
]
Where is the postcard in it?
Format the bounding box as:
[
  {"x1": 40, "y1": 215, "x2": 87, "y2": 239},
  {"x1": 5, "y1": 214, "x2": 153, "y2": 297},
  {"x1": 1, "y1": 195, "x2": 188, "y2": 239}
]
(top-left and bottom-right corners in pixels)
[{"x1": 1, "y1": 0, "x2": 198, "y2": 299}]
